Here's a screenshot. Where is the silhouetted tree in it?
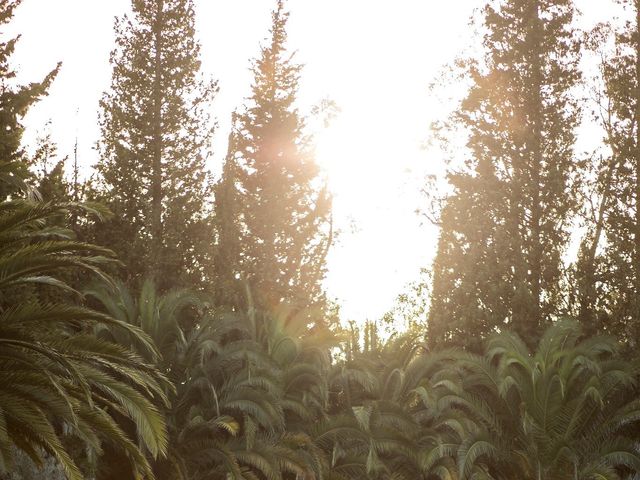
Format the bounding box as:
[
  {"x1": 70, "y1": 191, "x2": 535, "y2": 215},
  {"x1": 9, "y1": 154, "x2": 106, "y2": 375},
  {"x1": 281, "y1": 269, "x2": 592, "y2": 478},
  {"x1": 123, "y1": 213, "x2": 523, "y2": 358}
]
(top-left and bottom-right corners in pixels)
[
  {"x1": 429, "y1": 0, "x2": 581, "y2": 349},
  {"x1": 96, "y1": 0, "x2": 217, "y2": 290},
  {"x1": 576, "y1": 1, "x2": 640, "y2": 345},
  {"x1": 0, "y1": 0, "x2": 59, "y2": 198},
  {"x1": 215, "y1": 0, "x2": 332, "y2": 311}
]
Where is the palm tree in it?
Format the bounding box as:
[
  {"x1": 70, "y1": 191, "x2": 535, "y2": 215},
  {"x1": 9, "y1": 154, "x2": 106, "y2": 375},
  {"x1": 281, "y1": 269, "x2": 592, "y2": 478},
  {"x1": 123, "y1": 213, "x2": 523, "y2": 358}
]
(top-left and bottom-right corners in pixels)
[
  {"x1": 86, "y1": 279, "x2": 199, "y2": 479},
  {"x1": 0, "y1": 163, "x2": 168, "y2": 480},
  {"x1": 87, "y1": 280, "x2": 291, "y2": 480},
  {"x1": 252, "y1": 304, "x2": 346, "y2": 480},
  {"x1": 439, "y1": 320, "x2": 640, "y2": 480},
  {"x1": 184, "y1": 296, "x2": 346, "y2": 480},
  {"x1": 332, "y1": 328, "x2": 467, "y2": 480}
]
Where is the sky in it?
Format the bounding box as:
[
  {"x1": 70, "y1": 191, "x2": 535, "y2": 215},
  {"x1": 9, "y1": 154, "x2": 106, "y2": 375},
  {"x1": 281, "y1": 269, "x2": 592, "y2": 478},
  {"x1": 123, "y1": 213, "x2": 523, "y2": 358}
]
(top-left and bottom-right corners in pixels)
[{"x1": 7, "y1": 0, "x2": 620, "y2": 323}]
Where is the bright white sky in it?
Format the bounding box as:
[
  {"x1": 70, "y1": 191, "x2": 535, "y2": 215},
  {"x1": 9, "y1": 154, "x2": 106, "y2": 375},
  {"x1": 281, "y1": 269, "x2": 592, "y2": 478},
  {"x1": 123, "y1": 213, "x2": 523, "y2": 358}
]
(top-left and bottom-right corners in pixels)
[{"x1": 8, "y1": 0, "x2": 620, "y2": 322}]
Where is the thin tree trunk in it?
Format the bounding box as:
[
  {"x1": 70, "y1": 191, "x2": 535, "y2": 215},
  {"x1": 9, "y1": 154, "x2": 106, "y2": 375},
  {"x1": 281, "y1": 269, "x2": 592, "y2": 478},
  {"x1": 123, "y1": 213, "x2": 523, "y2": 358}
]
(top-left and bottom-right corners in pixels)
[
  {"x1": 528, "y1": 0, "x2": 544, "y2": 343},
  {"x1": 71, "y1": 135, "x2": 79, "y2": 232},
  {"x1": 578, "y1": 153, "x2": 618, "y2": 333},
  {"x1": 633, "y1": 1, "x2": 640, "y2": 338},
  {"x1": 151, "y1": 0, "x2": 164, "y2": 282},
  {"x1": 580, "y1": 25, "x2": 636, "y2": 330}
]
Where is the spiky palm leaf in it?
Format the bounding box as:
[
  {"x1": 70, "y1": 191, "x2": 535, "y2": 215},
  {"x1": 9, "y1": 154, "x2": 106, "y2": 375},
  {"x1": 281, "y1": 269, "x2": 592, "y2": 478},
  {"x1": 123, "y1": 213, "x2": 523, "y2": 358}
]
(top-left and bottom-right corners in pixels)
[
  {"x1": 436, "y1": 320, "x2": 640, "y2": 480},
  {"x1": 0, "y1": 165, "x2": 169, "y2": 479}
]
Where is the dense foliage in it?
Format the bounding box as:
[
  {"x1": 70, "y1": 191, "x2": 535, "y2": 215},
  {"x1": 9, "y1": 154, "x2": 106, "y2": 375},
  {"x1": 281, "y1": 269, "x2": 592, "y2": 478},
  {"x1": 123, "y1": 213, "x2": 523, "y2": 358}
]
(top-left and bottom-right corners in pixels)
[
  {"x1": 429, "y1": 0, "x2": 581, "y2": 349},
  {"x1": 214, "y1": 1, "x2": 332, "y2": 312},
  {"x1": 0, "y1": 163, "x2": 169, "y2": 480},
  {"x1": 573, "y1": 0, "x2": 640, "y2": 345},
  {"x1": 95, "y1": 0, "x2": 217, "y2": 290},
  {"x1": 5, "y1": 0, "x2": 640, "y2": 479},
  {"x1": 0, "y1": 0, "x2": 58, "y2": 198}
]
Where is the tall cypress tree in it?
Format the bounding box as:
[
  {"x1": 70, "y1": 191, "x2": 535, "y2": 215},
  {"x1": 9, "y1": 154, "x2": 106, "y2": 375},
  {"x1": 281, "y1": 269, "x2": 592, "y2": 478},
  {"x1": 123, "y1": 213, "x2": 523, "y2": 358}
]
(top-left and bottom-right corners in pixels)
[
  {"x1": 0, "y1": 0, "x2": 59, "y2": 197},
  {"x1": 428, "y1": 0, "x2": 580, "y2": 349},
  {"x1": 96, "y1": 0, "x2": 217, "y2": 290},
  {"x1": 214, "y1": 0, "x2": 332, "y2": 311}
]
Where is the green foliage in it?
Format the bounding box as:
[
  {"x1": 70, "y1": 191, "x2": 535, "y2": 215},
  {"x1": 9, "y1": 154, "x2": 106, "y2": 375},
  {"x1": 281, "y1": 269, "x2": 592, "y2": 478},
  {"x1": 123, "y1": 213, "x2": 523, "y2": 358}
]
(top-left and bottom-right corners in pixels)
[
  {"x1": 27, "y1": 127, "x2": 70, "y2": 203},
  {"x1": 0, "y1": 164, "x2": 169, "y2": 480},
  {"x1": 87, "y1": 278, "x2": 341, "y2": 480},
  {"x1": 326, "y1": 320, "x2": 640, "y2": 480},
  {"x1": 87, "y1": 279, "x2": 202, "y2": 479},
  {"x1": 6, "y1": 1, "x2": 640, "y2": 480},
  {"x1": 382, "y1": 267, "x2": 431, "y2": 335},
  {"x1": 214, "y1": 0, "x2": 332, "y2": 311},
  {"x1": 95, "y1": 0, "x2": 218, "y2": 290},
  {"x1": 573, "y1": 0, "x2": 640, "y2": 346},
  {"x1": 437, "y1": 320, "x2": 640, "y2": 480},
  {"x1": 429, "y1": 0, "x2": 581, "y2": 349},
  {"x1": 0, "y1": 0, "x2": 60, "y2": 198}
]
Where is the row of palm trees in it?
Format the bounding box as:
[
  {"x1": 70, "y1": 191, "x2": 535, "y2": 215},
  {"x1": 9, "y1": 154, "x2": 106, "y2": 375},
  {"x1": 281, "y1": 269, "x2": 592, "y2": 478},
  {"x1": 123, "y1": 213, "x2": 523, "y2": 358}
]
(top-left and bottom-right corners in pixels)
[{"x1": 3, "y1": 160, "x2": 640, "y2": 480}]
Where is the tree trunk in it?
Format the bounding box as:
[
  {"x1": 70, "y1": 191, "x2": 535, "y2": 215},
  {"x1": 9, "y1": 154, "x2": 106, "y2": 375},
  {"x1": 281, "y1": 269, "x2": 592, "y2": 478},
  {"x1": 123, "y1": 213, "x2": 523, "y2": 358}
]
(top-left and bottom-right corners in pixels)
[
  {"x1": 633, "y1": 2, "x2": 640, "y2": 336},
  {"x1": 151, "y1": 0, "x2": 164, "y2": 282},
  {"x1": 578, "y1": 153, "x2": 617, "y2": 334},
  {"x1": 526, "y1": 0, "x2": 544, "y2": 345}
]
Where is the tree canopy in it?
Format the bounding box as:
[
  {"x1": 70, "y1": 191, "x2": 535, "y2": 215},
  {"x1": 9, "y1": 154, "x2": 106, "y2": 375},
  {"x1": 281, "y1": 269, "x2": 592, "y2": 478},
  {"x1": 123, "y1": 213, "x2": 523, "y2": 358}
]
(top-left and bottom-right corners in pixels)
[{"x1": 6, "y1": 0, "x2": 640, "y2": 479}]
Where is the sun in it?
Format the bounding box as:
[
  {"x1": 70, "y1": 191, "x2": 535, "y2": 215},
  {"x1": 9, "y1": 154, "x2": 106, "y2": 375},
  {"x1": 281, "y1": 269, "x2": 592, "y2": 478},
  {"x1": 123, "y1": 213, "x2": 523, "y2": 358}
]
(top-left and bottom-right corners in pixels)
[{"x1": 314, "y1": 103, "x2": 440, "y2": 323}]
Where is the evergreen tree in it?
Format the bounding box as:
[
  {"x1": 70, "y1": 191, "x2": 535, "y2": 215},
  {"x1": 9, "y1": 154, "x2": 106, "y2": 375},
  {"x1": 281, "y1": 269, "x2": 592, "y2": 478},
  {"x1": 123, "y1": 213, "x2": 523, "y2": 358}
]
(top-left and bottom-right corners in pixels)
[
  {"x1": 29, "y1": 125, "x2": 70, "y2": 202},
  {"x1": 96, "y1": 0, "x2": 217, "y2": 290},
  {"x1": 428, "y1": 0, "x2": 581, "y2": 349},
  {"x1": 0, "y1": 0, "x2": 59, "y2": 197},
  {"x1": 577, "y1": 1, "x2": 640, "y2": 344},
  {"x1": 215, "y1": 0, "x2": 332, "y2": 311},
  {"x1": 212, "y1": 120, "x2": 244, "y2": 308}
]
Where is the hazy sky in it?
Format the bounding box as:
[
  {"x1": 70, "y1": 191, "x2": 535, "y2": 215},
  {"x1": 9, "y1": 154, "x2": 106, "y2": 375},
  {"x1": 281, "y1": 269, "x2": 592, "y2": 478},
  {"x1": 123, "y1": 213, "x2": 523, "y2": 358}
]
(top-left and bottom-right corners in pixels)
[{"x1": 7, "y1": 0, "x2": 620, "y2": 322}]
